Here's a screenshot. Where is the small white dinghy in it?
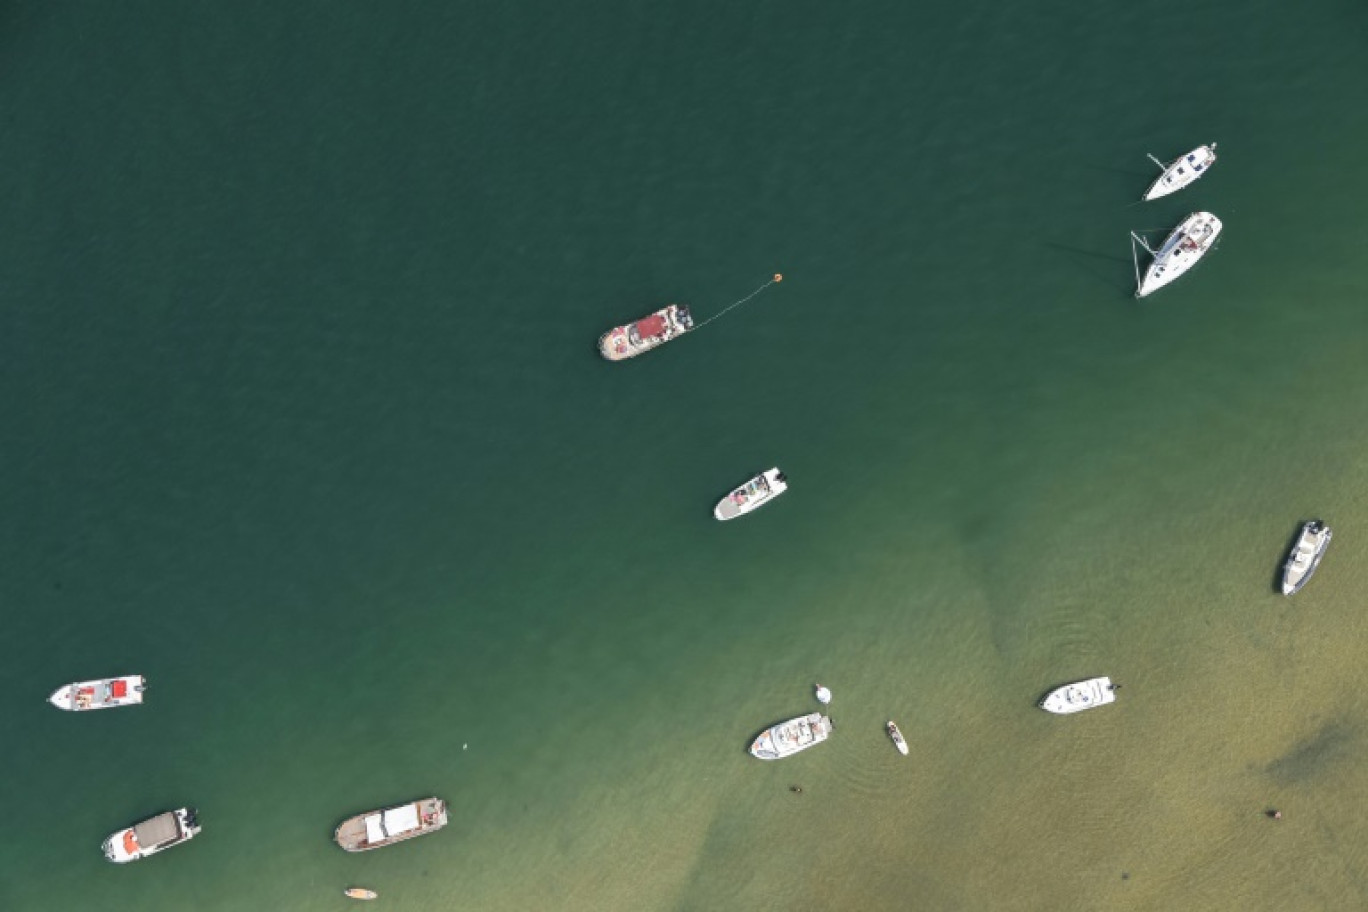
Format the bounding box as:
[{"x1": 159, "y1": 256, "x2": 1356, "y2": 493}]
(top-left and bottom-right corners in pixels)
[
  {"x1": 1132, "y1": 211, "x2": 1222, "y2": 298},
  {"x1": 814, "y1": 684, "x2": 832, "y2": 705},
  {"x1": 344, "y1": 888, "x2": 378, "y2": 901},
  {"x1": 1142, "y1": 143, "x2": 1218, "y2": 201},
  {"x1": 1038, "y1": 677, "x2": 1117, "y2": 714},
  {"x1": 886, "y1": 721, "x2": 909, "y2": 756},
  {"x1": 49, "y1": 675, "x2": 145, "y2": 711},
  {"x1": 714, "y1": 468, "x2": 787, "y2": 521},
  {"x1": 1282, "y1": 519, "x2": 1332, "y2": 595},
  {"x1": 749, "y1": 713, "x2": 832, "y2": 760}
]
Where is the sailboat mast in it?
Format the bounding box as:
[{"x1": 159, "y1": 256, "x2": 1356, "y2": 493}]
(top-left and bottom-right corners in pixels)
[{"x1": 1131, "y1": 235, "x2": 1142, "y2": 292}]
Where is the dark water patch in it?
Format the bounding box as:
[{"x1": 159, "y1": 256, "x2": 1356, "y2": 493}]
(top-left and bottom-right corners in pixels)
[{"x1": 1266, "y1": 721, "x2": 1357, "y2": 786}]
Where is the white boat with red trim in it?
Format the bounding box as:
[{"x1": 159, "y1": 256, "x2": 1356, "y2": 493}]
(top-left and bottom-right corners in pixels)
[
  {"x1": 598, "y1": 304, "x2": 693, "y2": 360},
  {"x1": 1142, "y1": 143, "x2": 1217, "y2": 201},
  {"x1": 49, "y1": 675, "x2": 145, "y2": 711},
  {"x1": 102, "y1": 808, "x2": 200, "y2": 863},
  {"x1": 714, "y1": 468, "x2": 787, "y2": 521}
]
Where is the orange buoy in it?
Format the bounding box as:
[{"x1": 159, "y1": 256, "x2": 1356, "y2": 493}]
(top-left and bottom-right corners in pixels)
[{"x1": 773, "y1": 273, "x2": 783, "y2": 282}]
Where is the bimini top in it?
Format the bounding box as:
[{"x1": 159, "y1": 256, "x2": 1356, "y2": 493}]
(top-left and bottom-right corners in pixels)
[{"x1": 133, "y1": 813, "x2": 180, "y2": 849}]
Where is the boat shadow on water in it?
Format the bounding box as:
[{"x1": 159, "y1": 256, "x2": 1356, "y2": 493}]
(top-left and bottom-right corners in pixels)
[{"x1": 1042, "y1": 242, "x2": 1135, "y2": 295}]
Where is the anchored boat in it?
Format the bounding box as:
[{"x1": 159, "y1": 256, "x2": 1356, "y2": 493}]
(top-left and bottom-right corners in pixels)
[
  {"x1": 714, "y1": 468, "x2": 787, "y2": 521},
  {"x1": 102, "y1": 808, "x2": 200, "y2": 863},
  {"x1": 344, "y1": 888, "x2": 378, "y2": 901},
  {"x1": 49, "y1": 675, "x2": 145, "y2": 711},
  {"x1": 749, "y1": 713, "x2": 832, "y2": 760},
  {"x1": 886, "y1": 721, "x2": 909, "y2": 756},
  {"x1": 1038, "y1": 677, "x2": 1117, "y2": 714},
  {"x1": 1132, "y1": 211, "x2": 1222, "y2": 298},
  {"x1": 598, "y1": 304, "x2": 693, "y2": 360},
  {"x1": 1283, "y1": 520, "x2": 1332, "y2": 595},
  {"x1": 334, "y1": 797, "x2": 447, "y2": 852},
  {"x1": 1142, "y1": 143, "x2": 1218, "y2": 201}
]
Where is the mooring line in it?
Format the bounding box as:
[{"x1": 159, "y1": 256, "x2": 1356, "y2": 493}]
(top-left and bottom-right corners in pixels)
[{"x1": 694, "y1": 273, "x2": 783, "y2": 329}]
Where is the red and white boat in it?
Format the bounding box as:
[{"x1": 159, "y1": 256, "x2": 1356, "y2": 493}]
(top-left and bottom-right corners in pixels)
[
  {"x1": 49, "y1": 675, "x2": 145, "y2": 711},
  {"x1": 598, "y1": 304, "x2": 693, "y2": 361},
  {"x1": 103, "y1": 808, "x2": 200, "y2": 863}
]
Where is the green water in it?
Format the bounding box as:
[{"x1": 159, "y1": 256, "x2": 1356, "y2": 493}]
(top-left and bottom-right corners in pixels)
[{"x1": 5, "y1": 2, "x2": 1368, "y2": 910}]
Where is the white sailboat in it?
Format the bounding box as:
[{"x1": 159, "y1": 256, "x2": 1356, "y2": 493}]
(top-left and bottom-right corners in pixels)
[
  {"x1": 1142, "y1": 143, "x2": 1218, "y2": 201},
  {"x1": 1131, "y1": 212, "x2": 1222, "y2": 298}
]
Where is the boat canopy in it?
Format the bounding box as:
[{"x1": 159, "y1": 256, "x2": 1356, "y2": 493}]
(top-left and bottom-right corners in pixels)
[
  {"x1": 364, "y1": 814, "x2": 386, "y2": 844},
  {"x1": 133, "y1": 813, "x2": 178, "y2": 848},
  {"x1": 383, "y1": 804, "x2": 420, "y2": 835},
  {"x1": 635, "y1": 315, "x2": 666, "y2": 337}
]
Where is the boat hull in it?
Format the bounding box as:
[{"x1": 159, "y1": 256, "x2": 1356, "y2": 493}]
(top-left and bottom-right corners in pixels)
[
  {"x1": 1039, "y1": 677, "x2": 1116, "y2": 714},
  {"x1": 334, "y1": 798, "x2": 448, "y2": 852},
  {"x1": 749, "y1": 713, "x2": 832, "y2": 760},
  {"x1": 1136, "y1": 211, "x2": 1221, "y2": 298},
  {"x1": 344, "y1": 888, "x2": 378, "y2": 900},
  {"x1": 1142, "y1": 144, "x2": 1217, "y2": 201},
  {"x1": 598, "y1": 304, "x2": 693, "y2": 361},
  {"x1": 102, "y1": 808, "x2": 200, "y2": 863},
  {"x1": 49, "y1": 675, "x2": 145, "y2": 711},
  {"x1": 714, "y1": 468, "x2": 788, "y2": 521},
  {"x1": 1282, "y1": 520, "x2": 1331, "y2": 595},
  {"x1": 887, "y1": 722, "x2": 909, "y2": 756}
]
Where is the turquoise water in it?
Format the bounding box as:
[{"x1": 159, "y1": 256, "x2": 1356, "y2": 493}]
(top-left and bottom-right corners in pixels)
[{"x1": 5, "y1": 2, "x2": 1368, "y2": 910}]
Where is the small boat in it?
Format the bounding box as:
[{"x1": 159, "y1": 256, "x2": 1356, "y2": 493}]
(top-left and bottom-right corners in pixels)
[
  {"x1": 814, "y1": 684, "x2": 832, "y2": 705},
  {"x1": 886, "y1": 721, "x2": 909, "y2": 756},
  {"x1": 1038, "y1": 677, "x2": 1117, "y2": 714},
  {"x1": 714, "y1": 468, "x2": 788, "y2": 521},
  {"x1": 598, "y1": 304, "x2": 693, "y2": 361},
  {"x1": 1142, "y1": 143, "x2": 1218, "y2": 201},
  {"x1": 334, "y1": 797, "x2": 447, "y2": 852},
  {"x1": 1283, "y1": 520, "x2": 1332, "y2": 595},
  {"x1": 749, "y1": 713, "x2": 832, "y2": 760},
  {"x1": 344, "y1": 888, "x2": 378, "y2": 901},
  {"x1": 1131, "y1": 211, "x2": 1222, "y2": 298},
  {"x1": 102, "y1": 808, "x2": 200, "y2": 863},
  {"x1": 49, "y1": 675, "x2": 145, "y2": 711}
]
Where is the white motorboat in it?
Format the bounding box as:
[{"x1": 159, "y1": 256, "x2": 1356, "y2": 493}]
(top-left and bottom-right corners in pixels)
[
  {"x1": 49, "y1": 675, "x2": 145, "y2": 711},
  {"x1": 1282, "y1": 520, "x2": 1332, "y2": 595},
  {"x1": 1038, "y1": 677, "x2": 1117, "y2": 714},
  {"x1": 598, "y1": 304, "x2": 693, "y2": 360},
  {"x1": 334, "y1": 797, "x2": 448, "y2": 852},
  {"x1": 103, "y1": 808, "x2": 200, "y2": 863},
  {"x1": 814, "y1": 684, "x2": 832, "y2": 705},
  {"x1": 886, "y1": 721, "x2": 909, "y2": 756},
  {"x1": 1142, "y1": 143, "x2": 1218, "y2": 201},
  {"x1": 1132, "y1": 211, "x2": 1222, "y2": 298},
  {"x1": 714, "y1": 468, "x2": 787, "y2": 521},
  {"x1": 749, "y1": 713, "x2": 832, "y2": 760}
]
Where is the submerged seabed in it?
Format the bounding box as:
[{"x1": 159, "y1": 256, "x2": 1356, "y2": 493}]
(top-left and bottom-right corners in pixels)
[{"x1": 4, "y1": 1, "x2": 1368, "y2": 910}]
